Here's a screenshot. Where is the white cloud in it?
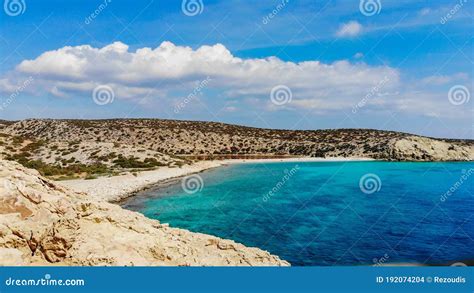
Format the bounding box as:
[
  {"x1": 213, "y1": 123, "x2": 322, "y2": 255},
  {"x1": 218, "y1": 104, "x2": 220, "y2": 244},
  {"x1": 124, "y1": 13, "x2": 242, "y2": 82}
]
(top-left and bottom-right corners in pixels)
[
  {"x1": 0, "y1": 41, "x2": 401, "y2": 113},
  {"x1": 1, "y1": 41, "x2": 470, "y2": 122},
  {"x1": 420, "y1": 73, "x2": 468, "y2": 86},
  {"x1": 354, "y1": 52, "x2": 364, "y2": 59},
  {"x1": 336, "y1": 21, "x2": 363, "y2": 38}
]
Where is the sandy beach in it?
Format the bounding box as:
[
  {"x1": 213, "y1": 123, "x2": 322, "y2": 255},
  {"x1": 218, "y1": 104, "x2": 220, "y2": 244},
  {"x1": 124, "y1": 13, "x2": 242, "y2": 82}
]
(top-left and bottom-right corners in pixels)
[{"x1": 59, "y1": 157, "x2": 374, "y2": 202}]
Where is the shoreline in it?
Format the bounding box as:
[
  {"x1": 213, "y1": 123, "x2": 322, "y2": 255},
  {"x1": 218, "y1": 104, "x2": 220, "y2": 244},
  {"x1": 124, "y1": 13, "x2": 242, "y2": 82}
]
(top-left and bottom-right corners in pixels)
[
  {"x1": 1, "y1": 158, "x2": 289, "y2": 266},
  {"x1": 59, "y1": 157, "x2": 374, "y2": 203},
  {"x1": 60, "y1": 160, "x2": 224, "y2": 203},
  {"x1": 54, "y1": 157, "x2": 473, "y2": 267}
]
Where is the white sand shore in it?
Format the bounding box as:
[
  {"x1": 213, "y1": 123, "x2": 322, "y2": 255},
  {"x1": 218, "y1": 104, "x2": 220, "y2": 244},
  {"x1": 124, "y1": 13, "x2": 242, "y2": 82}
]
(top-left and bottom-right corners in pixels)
[
  {"x1": 59, "y1": 157, "x2": 374, "y2": 202},
  {"x1": 224, "y1": 157, "x2": 375, "y2": 163}
]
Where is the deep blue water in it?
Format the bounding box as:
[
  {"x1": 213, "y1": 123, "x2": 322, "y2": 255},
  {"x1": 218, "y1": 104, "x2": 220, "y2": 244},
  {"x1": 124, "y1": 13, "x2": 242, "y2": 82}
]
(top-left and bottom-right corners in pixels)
[{"x1": 122, "y1": 161, "x2": 474, "y2": 266}]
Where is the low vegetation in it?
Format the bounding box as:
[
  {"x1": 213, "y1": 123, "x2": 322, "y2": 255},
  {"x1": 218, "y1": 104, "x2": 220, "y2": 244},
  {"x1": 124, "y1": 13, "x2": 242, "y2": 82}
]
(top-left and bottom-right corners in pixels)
[{"x1": 0, "y1": 118, "x2": 472, "y2": 179}]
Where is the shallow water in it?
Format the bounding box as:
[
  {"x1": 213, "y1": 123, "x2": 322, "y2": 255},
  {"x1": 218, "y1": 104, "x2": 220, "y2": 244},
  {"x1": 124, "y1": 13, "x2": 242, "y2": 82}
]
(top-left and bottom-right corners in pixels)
[{"x1": 122, "y1": 161, "x2": 474, "y2": 266}]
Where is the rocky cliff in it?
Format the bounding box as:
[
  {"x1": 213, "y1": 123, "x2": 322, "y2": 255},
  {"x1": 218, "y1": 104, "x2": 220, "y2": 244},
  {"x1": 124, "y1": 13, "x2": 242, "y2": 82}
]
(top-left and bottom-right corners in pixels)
[{"x1": 0, "y1": 159, "x2": 289, "y2": 266}]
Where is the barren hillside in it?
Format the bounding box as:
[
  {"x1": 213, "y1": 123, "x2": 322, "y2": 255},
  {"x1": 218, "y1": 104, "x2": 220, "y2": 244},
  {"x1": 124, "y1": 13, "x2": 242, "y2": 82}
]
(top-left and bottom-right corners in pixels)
[{"x1": 1, "y1": 119, "x2": 472, "y2": 178}]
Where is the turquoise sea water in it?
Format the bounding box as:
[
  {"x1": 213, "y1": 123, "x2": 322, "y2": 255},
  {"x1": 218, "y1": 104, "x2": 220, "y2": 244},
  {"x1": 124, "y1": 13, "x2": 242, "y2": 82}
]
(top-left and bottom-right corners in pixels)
[{"x1": 122, "y1": 161, "x2": 474, "y2": 266}]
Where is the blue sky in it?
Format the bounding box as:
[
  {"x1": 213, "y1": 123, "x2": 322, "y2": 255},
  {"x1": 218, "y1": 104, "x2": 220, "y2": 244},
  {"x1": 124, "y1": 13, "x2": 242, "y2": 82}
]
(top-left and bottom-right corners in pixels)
[{"x1": 0, "y1": 0, "x2": 473, "y2": 138}]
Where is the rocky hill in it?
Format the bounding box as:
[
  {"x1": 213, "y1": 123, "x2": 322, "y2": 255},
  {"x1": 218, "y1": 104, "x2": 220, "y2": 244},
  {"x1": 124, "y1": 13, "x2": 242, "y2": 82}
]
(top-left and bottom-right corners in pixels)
[
  {"x1": 0, "y1": 119, "x2": 472, "y2": 178},
  {"x1": 0, "y1": 159, "x2": 289, "y2": 266},
  {"x1": 0, "y1": 120, "x2": 12, "y2": 131}
]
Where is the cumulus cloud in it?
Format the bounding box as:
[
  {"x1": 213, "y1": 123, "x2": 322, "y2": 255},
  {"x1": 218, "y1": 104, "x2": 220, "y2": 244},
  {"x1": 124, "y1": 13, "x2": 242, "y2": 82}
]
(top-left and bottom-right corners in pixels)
[
  {"x1": 1, "y1": 41, "x2": 470, "y2": 122},
  {"x1": 0, "y1": 41, "x2": 401, "y2": 112},
  {"x1": 336, "y1": 21, "x2": 363, "y2": 38}
]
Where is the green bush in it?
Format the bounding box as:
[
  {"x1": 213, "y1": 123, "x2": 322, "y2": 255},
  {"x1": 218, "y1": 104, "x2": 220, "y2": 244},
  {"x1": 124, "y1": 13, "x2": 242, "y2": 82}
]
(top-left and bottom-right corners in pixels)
[{"x1": 112, "y1": 156, "x2": 166, "y2": 169}]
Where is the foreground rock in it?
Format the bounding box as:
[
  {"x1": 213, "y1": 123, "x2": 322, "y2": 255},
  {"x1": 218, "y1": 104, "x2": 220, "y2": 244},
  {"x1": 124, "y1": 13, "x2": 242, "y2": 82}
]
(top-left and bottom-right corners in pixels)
[{"x1": 0, "y1": 159, "x2": 289, "y2": 266}]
